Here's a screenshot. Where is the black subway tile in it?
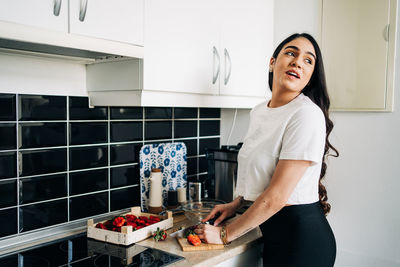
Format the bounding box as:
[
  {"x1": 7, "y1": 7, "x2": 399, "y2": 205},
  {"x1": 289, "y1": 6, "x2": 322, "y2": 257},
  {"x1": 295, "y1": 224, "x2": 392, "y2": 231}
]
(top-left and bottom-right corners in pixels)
[
  {"x1": 200, "y1": 120, "x2": 220, "y2": 136},
  {"x1": 199, "y1": 138, "x2": 220, "y2": 155},
  {"x1": 0, "y1": 123, "x2": 16, "y2": 150},
  {"x1": 69, "y1": 146, "x2": 108, "y2": 171},
  {"x1": 0, "y1": 255, "x2": 17, "y2": 265},
  {"x1": 69, "y1": 192, "x2": 108, "y2": 220},
  {"x1": 111, "y1": 165, "x2": 140, "y2": 188},
  {"x1": 110, "y1": 186, "x2": 140, "y2": 211},
  {"x1": 110, "y1": 107, "x2": 143, "y2": 119},
  {"x1": 69, "y1": 169, "x2": 108, "y2": 196},
  {"x1": 0, "y1": 94, "x2": 16, "y2": 121},
  {"x1": 20, "y1": 174, "x2": 67, "y2": 204},
  {"x1": 0, "y1": 179, "x2": 17, "y2": 208},
  {"x1": 174, "y1": 121, "x2": 197, "y2": 138},
  {"x1": 69, "y1": 97, "x2": 107, "y2": 120},
  {"x1": 175, "y1": 139, "x2": 197, "y2": 156},
  {"x1": 0, "y1": 152, "x2": 16, "y2": 179},
  {"x1": 20, "y1": 199, "x2": 68, "y2": 232},
  {"x1": 110, "y1": 122, "x2": 142, "y2": 142},
  {"x1": 144, "y1": 121, "x2": 172, "y2": 140},
  {"x1": 110, "y1": 143, "x2": 141, "y2": 165},
  {"x1": 200, "y1": 108, "x2": 221, "y2": 118},
  {"x1": 20, "y1": 149, "x2": 67, "y2": 177},
  {"x1": 145, "y1": 107, "x2": 172, "y2": 119},
  {"x1": 19, "y1": 122, "x2": 66, "y2": 148},
  {"x1": 0, "y1": 208, "x2": 17, "y2": 238},
  {"x1": 19, "y1": 95, "x2": 66, "y2": 121},
  {"x1": 187, "y1": 157, "x2": 197, "y2": 175},
  {"x1": 199, "y1": 156, "x2": 208, "y2": 173},
  {"x1": 70, "y1": 122, "x2": 107, "y2": 145},
  {"x1": 174, "y1": 108, "x2": 197, "y2": 118}
]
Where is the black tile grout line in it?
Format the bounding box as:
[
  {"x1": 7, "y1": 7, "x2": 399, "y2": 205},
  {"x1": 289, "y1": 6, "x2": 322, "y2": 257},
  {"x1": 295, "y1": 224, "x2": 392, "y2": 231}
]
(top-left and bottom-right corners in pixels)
[
  {"x1": 15, "y1": 93, "x2": 20, "y2": 234},
  {"x1": 66, "y1": 96, "x2": 70, "y2": 222},
  {"x1": 107, "y1": 105, "x2": 111, "y2": 214},
  {"x1": 0, "y1": 118, "x2": 221, "y2": 124},
  {"x1": 0, "y1": 184, "x2": 141, "y2": 212}
]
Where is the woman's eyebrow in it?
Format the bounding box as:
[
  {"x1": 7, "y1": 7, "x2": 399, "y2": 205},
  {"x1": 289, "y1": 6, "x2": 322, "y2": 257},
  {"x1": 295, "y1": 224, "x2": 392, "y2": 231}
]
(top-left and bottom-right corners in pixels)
[{"x1": 284, "y1": 45, "x2": 316, "y2": 61}]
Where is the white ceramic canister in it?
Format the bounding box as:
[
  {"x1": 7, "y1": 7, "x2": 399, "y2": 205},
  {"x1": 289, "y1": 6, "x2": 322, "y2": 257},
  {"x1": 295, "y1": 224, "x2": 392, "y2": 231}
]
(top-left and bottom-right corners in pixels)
[{"x1": 148, "y1": 168, "x2": 163, "y2": 213}]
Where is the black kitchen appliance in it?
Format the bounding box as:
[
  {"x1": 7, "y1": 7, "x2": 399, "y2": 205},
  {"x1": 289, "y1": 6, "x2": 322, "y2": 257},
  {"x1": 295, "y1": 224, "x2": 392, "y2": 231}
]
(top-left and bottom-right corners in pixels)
[
  {"x1": 205, "y1": 143, "x2": 242, "y2": 203},
  {"x1": 0, "y1": 232, "x2": 184, "y2": 267}
]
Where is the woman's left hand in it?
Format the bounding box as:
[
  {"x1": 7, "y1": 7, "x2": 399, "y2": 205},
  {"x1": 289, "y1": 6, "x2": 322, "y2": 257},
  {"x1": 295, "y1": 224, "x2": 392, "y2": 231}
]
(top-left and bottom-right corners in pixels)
[{"x1": 194, "y1": 224, "x2": 223, "y2": 244}]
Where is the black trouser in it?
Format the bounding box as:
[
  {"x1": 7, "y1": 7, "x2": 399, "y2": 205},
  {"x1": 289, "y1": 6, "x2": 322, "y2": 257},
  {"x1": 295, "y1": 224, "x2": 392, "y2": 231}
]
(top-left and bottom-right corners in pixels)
[{"x1": 259, "y1": 202, "x2": 336, "y2": 267}]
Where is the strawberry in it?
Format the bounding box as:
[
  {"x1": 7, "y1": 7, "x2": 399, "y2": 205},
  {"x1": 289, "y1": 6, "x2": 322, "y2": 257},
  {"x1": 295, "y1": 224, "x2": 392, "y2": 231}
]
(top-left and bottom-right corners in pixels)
[
  {"x1": 112, "y1": 217, "x2": 126, "y2": 227},
  {"x1": 95, "y1": 223, "x2": 107, "y2": 230},
  {"x1": 153, "y1": 227, "x2": 167, "y2": 241}
]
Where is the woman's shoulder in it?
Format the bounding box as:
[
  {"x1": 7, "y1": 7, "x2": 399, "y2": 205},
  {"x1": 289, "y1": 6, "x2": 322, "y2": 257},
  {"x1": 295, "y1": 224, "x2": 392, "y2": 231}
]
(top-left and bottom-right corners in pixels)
[{"x1": 291, "y1": 95, "x2": 325, "y2": 122}]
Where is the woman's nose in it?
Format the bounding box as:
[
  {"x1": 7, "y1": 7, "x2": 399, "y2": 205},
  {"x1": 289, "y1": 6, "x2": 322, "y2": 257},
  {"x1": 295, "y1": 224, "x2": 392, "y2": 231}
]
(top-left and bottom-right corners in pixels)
[{"x1": 290, "y1": 59, "x2": 302, "y2": 68}]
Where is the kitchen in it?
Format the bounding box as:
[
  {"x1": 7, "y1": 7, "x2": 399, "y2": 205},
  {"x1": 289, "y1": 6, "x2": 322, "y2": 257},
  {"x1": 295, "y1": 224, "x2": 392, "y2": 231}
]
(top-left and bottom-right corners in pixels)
[{"x1": 0, "y1": 0, "x2": 399, "y2": 266}]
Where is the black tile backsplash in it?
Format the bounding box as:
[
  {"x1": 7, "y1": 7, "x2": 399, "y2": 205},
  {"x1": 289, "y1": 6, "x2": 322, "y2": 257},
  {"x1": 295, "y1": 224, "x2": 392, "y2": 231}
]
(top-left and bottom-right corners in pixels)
[
  {"x1": 20, "y1": 174, "x2": 67, "y2": 204},
  {"x1": 110, "y1": 107, "x2": 143, "y2": 119},
  {"x1": 20, "y1": 199, "x2": 68, "y2": 232},
  {"x1": 20, "y1": 122, "x2": 67, "y2": 148},
  {"x1": 69, "y1": 146, "x2": 108, "y2": 170},
  {"x1": 0, "y1": 208, "x2": 17, "y2": 237},
  {"x1": 70, "y1": 122, "x2": 107, "y2": 145},
  {"x1": 174, "y1": 120, "x2": 197, "y2": 138},
  {"x1": 110, "y1": 122, "x2": 142, "y2": 142},
  {"x1": 200, "y1": 120, "x2": 220, "y2": 136},
  {"x1": 111, "y1": 165, "x2": 140, "y2": 188},
  {"x1": 69, "y1": 96, "x2": 107, "y2": 120},
  {"x1": 0, "y1": 94, "x2": 16, "y2": 121},
  {"x1": 69, "y1": 169, "x2": 108, "y2": 196},
  {"x1": 0, "y1": 152, "x2": 16, "y2": 179},
  {"x1": 0, "y1": 92, "x2": 220, "y2": 240},
  {"x1": 110, "y1": 143, "x2": 141, "y2": 165},
  {"x1": 145, "y1": 107, "x2": 172, "y2": 119},
  {"x1": 110, "y1": 186, "x2": 140, "y2": 211},
  {"x1": 0, "y1": 180, "x2": 17, "y2": 208},
  {"x1": 69, "y1": 192, "x2": 108, "y2": 220},
  {"x1": 19, "y1": 95, "x2": 66, "y2": 121},
  {"x1": 145, "y1": 121, "x2": 172, "y2": 140},
  {"x1": 0, "y1": 123, "x2": 16, "y2": 150},
  {"x1": 20, "y1": 148, "x2": 67, "y2": 176}
]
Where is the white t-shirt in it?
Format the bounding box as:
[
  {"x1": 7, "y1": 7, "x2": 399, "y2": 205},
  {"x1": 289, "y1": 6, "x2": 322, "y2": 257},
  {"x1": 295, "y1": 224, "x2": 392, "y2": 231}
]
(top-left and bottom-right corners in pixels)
[{"x1": 235, "y1": 93, "x2": 326, "y2": 204}]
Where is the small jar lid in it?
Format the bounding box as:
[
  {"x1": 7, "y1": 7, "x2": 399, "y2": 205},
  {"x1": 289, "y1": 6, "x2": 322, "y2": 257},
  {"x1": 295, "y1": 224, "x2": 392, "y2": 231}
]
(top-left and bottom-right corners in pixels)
[{"x1": 151, "y1": 168, "x2": 161, "y2": 172}]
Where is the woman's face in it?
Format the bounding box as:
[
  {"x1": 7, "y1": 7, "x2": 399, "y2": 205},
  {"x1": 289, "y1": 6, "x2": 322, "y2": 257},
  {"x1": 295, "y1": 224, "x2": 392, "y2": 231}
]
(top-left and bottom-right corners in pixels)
[{"x1": 270, "y1": 37, "x2": 316, "y2": 93}]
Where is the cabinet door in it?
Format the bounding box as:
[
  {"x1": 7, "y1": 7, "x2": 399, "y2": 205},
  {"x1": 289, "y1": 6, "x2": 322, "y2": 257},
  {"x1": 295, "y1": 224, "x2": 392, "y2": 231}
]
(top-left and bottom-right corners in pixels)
[
  {"x1": 69, "y1": 0, "x2": 143, "y2": 46},
  {"x1": 143, "y1": 0, "x2": 220, "y2": 95},
  {"x1": 219, "y1": 0, "x2": 274, "y2": 98},
  {"x1": 0, "y1": 0, "x2": 68, "y2": 32},
  {"x1": 322, "y1": 0, "x2": 391, "y2": 110}
]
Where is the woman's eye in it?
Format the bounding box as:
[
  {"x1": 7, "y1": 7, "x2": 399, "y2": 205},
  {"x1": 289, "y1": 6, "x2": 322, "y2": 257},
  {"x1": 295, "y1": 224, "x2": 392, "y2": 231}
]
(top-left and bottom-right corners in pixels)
[
  {"x1": 286, "y1": 51, "x2": 294, "y2": 56},
  {"x1": 305, "y1": 58, "x2": 312, "y2": 64}
]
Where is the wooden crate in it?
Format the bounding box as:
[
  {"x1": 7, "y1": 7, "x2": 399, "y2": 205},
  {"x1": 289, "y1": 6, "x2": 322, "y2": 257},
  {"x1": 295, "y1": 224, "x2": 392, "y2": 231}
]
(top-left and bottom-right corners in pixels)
[{"x1": 87, "y1": 207, "x2": 173, "y2": 246}]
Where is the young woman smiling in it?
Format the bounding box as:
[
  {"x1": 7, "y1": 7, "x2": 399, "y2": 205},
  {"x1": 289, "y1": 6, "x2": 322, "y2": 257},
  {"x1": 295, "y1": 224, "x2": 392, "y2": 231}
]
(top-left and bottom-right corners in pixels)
[{"x1": 196, "y1": 33, "x2": 339, "y2": 267}]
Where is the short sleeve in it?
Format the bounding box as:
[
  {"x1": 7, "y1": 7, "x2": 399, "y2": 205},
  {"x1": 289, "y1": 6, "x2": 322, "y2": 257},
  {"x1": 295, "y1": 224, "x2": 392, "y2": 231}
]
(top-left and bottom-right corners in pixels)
[{"x1": 279, "y1": 106, "x2": 326, "y2": 165}]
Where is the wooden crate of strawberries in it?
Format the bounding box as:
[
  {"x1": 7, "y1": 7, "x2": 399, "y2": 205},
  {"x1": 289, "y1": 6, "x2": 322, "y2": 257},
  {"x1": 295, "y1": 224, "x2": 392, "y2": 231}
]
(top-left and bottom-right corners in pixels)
[{"x1": 87, "y1": 206, "x2": 173, "y2": 246}]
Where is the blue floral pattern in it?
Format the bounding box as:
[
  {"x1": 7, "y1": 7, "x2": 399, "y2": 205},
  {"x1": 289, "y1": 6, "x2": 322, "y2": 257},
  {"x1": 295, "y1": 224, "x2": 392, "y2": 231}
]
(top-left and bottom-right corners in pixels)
[{"x1": 139, "y1": 142, "x2": 187, "y2": 211}]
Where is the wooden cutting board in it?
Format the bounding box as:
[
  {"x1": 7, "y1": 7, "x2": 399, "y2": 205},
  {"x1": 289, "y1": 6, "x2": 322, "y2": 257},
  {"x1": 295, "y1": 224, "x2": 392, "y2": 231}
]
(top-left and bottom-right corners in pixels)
[{"x1": 177, "y1": 237, "x2": 224, "y2": 251}]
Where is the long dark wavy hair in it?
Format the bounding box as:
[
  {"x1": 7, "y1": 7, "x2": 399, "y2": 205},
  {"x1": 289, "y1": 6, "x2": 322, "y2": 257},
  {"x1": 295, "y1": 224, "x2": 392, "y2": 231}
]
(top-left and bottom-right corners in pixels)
[{"x1": 268, "y1": 33, "x2": 339, "y2": 215}]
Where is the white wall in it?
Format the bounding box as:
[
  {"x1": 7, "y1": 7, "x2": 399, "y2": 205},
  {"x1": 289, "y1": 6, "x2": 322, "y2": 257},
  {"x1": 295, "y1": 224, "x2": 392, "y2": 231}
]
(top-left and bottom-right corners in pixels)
[{"x1": 221, "y1": 1, "x2": 400, "y2": 266}]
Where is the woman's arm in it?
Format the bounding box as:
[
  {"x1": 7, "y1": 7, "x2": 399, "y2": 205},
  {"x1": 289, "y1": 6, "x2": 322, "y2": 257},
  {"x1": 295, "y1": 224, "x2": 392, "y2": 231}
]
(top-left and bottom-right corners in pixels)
[{"x1": 196, "y1": 159, "x2": 311, "y2": 244}]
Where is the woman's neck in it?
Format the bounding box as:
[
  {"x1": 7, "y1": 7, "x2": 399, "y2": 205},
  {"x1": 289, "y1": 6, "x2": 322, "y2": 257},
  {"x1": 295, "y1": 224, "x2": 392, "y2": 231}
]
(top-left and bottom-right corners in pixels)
[{"x1": 268, "y1": 91, "x2": 301, "y2": 108}]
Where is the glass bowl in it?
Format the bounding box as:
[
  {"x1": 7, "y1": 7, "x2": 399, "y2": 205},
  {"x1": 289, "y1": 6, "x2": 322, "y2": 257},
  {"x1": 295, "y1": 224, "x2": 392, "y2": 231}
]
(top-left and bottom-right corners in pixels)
[{"x1": 180, "y1": 199, "x2": 225, "y2": 223}]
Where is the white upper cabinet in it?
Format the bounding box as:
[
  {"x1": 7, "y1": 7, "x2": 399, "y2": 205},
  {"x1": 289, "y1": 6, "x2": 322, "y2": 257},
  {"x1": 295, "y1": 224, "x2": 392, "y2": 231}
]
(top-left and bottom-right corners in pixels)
[
  {"x1": 143, "y1": 0, "x2": 220, "y2": 95},
  {"x1": 69, "y1": 0, "x2": 144, "y2": 46},
  {"x1": 219, "y1": 0, "x2": 273, "y2": 97},
  {"x1": 143, "y1": 0, "x2": 273, "y2": 98},
  {"x1": 0, "y1": 0, "x2": 68, "y2": 32}
]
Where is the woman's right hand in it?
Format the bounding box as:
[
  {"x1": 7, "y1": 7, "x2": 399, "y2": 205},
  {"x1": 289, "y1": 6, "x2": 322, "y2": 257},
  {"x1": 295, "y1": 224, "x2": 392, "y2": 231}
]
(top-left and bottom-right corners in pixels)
[{"x1": 201, "y1": 199, "x2": 241, "y2": 226}]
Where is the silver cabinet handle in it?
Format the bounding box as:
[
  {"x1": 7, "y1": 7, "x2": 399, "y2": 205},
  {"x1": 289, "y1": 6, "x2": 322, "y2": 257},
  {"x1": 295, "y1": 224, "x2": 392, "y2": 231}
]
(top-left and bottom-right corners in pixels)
[
  {"x1": 53, "y1": 0, "x2": 62, "y2": 16},
  {"x1": 224, "y1": 48, "x2": 232, "y2": 85},
  {"x1": 79, "y1": 0, "x2": 88, "y2": 22},
  {"x1": 213, "y1": 46, "x2": 220, "y2": 85},
  {"x1": 383, "y1": 24, "x2": 390, "y2": 42}
]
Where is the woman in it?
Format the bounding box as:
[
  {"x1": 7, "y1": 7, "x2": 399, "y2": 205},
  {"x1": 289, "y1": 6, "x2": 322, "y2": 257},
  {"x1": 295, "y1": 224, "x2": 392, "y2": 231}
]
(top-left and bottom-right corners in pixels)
[{"x1": 196, "y1": 33, "x2": 339, "y2": 267}]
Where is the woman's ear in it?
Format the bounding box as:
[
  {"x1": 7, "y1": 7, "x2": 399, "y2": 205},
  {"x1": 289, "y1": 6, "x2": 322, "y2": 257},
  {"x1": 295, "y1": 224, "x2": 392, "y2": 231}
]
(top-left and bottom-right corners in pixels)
[{"x1": 269, "y1": 58, "x2": 275, "y2": 72}]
